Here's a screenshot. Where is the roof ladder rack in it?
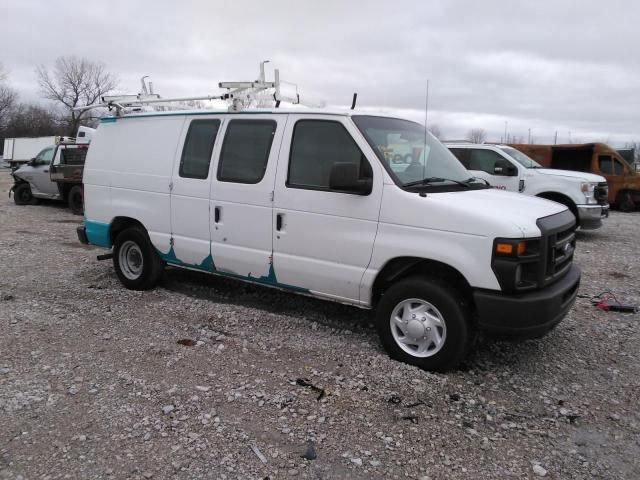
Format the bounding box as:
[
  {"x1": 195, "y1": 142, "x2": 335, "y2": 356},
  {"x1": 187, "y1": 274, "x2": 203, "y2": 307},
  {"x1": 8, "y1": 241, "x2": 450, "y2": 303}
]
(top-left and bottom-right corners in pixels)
[{"x1": 73, "y1": 61, "x2": 308, "y2": 116}]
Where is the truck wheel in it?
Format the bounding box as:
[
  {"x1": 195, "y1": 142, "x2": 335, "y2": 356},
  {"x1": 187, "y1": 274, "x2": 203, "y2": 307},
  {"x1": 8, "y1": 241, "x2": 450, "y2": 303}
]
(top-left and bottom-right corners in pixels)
[
  {"x1": 616, "y1": 191, "x2": 635, "y2": 212},
  {"x1": 67, "y1": 185, "x2": 84, "y2": 215},
  {"x1": 13, "y1": 183, "x2": 39, "y2": 206},
  {"x1": 113, "y1": 227, "x2": 164, "y2": 290},
  {"x1": 376, "y1": 277, "x2": 474, "y2": 372}
]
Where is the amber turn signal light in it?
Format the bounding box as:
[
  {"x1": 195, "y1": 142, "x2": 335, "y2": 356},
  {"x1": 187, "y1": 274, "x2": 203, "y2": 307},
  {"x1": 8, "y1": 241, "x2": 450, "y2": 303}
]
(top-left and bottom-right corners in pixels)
[{"x1": 495, "y1": 241, "x2": 526, "y2": 256}]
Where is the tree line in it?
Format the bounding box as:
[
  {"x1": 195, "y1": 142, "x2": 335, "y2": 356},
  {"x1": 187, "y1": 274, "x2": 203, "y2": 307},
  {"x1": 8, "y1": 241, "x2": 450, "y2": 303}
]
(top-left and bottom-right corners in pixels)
[{"x1": 0, "y1": 57, "x2": 117, "y2": 142}]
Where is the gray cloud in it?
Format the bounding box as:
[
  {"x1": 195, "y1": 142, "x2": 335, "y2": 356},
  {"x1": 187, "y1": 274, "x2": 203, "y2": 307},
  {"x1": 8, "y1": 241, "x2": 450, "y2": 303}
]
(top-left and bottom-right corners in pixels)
[{"x1": 2, "y1": 0, "x2": 639, "y2": 145}]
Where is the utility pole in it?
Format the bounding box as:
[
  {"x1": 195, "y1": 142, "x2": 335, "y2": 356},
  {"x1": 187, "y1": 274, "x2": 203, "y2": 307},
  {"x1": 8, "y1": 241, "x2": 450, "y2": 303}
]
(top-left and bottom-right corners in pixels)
[
  {"x1": 528, "y1": 128, "x2": 531, "y2": 144},
  {"x1": 554, "y1": 130, "x2": 558, "y2": 145},
  {"x1": 504, "y1": 121, "x2": 508, "y2": 144}
]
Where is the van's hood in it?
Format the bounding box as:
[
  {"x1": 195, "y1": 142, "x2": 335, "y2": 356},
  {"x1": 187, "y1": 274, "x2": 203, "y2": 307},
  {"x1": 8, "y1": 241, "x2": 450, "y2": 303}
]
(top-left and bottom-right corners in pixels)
[
  {"x1": 381, "y1": 185, "x2": 567, "y2": 239},
  {"x1": 533, "y1": 168, "x2": 605, "y2": 183}
]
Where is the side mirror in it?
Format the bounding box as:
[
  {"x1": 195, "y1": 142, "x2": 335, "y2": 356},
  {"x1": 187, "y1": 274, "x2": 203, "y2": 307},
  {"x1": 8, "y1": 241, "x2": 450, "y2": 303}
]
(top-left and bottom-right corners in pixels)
[
  {"x1": 494, "y1": 159, "x2": 517, "y2": 176},
  {"x1": 329, "y1": 162, "x2": 372, "y2": 194},
  {"x1": 29, "y1": 158, "x2": 36, "y2": 167}
]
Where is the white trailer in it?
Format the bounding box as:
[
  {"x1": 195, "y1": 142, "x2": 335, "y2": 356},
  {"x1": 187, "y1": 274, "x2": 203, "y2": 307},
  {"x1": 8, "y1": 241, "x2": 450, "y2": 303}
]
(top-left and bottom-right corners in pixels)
[{"x1": 2, "y1": 136, "x2": 57, "y2": 169}]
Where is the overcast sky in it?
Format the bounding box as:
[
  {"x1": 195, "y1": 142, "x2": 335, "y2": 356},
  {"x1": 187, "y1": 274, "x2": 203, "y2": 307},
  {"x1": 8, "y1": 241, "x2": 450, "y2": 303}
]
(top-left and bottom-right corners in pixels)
[{"x1": 2, "y1": 0, "x2": 639, "y2": 145}]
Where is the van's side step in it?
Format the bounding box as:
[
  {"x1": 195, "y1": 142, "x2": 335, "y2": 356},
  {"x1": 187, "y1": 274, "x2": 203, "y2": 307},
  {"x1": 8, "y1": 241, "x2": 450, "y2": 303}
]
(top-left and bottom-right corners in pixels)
[{"x1": 97, "y1": 253, "x2": 113, "y2": 261}]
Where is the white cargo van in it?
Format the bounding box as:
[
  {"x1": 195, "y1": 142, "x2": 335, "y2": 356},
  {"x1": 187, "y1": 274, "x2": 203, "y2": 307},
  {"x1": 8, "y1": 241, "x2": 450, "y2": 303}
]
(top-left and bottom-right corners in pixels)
[
  {"x1": 78, "y1": 109, "x2": 581, "y2": 371},
  {"x1": 447, "y1": 143, "x2": 609, "y2": 229}
]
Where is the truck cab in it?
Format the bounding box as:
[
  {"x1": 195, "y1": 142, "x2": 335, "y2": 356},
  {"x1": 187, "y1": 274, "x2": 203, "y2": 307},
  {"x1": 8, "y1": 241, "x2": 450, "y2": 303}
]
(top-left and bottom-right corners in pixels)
[
  {"x1": 447, "y1": 143, "x2": 609, "y2": 229},
  {"x1": 11, "y1": 127, "x2": 94, "y2": 214},
  {"x1": 510, "y1": 143, "x2": 640, "y2": 212}
]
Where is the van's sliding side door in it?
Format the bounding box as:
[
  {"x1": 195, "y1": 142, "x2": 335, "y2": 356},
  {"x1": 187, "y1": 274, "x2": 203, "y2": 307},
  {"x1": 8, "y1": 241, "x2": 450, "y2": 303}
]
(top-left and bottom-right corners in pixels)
[
  {"x1": 209, "y1": 115, "x2": 285, "y2": 280},
  {"x1": 169, "y1": 117, "x2": 221, "y2": 268}
]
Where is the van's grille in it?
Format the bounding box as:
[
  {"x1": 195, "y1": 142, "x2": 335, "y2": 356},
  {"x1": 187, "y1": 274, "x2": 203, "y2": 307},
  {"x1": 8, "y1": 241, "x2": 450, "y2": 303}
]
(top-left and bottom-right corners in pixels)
[
  {"x1": 595, "y1": 182, "x2": 609, "y2": 205},
  {"x1": 544, "y1": 226, "x2": 575, "y2": 284},
  {"x1": 536, "y1": 210, "x2": 576, "y2": 288}
]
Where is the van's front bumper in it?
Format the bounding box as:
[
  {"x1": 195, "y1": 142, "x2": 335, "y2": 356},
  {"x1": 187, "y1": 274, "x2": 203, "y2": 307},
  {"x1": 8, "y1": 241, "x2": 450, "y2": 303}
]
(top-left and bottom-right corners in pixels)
[
  {"x1": 473, "y1": 265, "x2": 581, "y2": 338},
  {"x1": 577, "y1": 204, "x2": 609, "y2": 230}
]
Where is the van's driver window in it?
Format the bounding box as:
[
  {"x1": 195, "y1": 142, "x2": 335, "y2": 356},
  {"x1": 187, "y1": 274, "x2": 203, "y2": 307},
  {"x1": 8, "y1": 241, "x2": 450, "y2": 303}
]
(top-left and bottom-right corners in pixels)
[
  {"x1": 287, "y1": 120, "x2": 372, "y2": 190},
  {"x1": 179, "y1": 120, "x2": 220, "y2": 179},
  {"x1": 217, "y1": 120, "x2": 276, "y2": 184}
]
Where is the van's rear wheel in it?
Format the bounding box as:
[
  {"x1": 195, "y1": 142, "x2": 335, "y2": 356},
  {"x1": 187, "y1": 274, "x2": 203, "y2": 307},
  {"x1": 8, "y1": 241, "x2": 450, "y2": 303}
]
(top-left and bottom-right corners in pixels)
[
  {"x1": 13, "y1": 183, "x2": 39, "y2": 206},
  {"x1": 376, "y1": 277, "x2": 473, "y2": 372},
  {"x1": 67, "y1": 185, "x2": 84, "y2": 215},
  {"x1": 113, "y1": 227, "x2": 164, "y2": 290}
]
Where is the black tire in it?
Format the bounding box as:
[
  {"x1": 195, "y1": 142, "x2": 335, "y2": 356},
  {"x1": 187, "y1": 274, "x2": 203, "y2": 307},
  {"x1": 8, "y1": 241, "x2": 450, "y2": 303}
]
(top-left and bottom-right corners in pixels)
[
  {"x1": 113, "y1": 227, "x2": 164, "y2": 290},
  {"x1": 616, "y1": 191, "x2": 635, "y2": 212},
  {"x1": 13, "y1": 183, "x2": 39, "y2": 206},
  {"x1": 376, "y1": 276, "x2": 474, "y2": 372},
  {"x1": 67, "y1": 185, "x2": 84, "y2": 215}
]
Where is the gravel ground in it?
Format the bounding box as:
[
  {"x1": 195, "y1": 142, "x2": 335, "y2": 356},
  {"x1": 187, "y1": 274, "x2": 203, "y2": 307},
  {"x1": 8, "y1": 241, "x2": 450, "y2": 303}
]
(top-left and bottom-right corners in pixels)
[{"x1": 1, "y1": 169, "x2": 639, "y2": 480}]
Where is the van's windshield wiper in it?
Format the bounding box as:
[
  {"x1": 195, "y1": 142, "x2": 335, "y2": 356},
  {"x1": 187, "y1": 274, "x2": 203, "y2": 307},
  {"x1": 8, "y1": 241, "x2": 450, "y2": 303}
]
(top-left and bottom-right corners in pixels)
[{"x1": 404, "y1": 176, "x2": 473, "y2": 188}]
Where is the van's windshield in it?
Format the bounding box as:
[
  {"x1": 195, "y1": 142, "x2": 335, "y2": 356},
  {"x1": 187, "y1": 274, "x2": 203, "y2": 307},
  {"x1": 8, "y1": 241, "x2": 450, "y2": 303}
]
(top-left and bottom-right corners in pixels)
[{"x1": 353, "y1": 115, "x2": 484, "y2": 190}]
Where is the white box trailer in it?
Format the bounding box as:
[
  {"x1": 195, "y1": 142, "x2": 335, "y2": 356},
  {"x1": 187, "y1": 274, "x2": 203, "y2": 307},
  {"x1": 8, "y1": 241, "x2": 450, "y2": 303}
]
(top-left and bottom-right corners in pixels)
[{"x1": 2, "y1": 136, "x2": 57, "y2": 168}]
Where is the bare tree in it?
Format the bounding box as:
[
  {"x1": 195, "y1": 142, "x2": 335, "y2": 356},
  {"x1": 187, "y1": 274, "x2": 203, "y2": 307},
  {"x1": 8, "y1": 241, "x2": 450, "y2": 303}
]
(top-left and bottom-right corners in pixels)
[
  {"x1": 0, "y1": 64, "x2": 17, "y2": 130},
  {"x1": 624, "y1": 141, "x2": 640, "y2": 164},
  {"x1": 4, "y1": 103, "x2": 65, "y2": 138},
  {"x1": 36, "y1": 56, "x2": 117, "y2": 135},
  {"x1": 428, "y1": 124, "x2": 444, "y2": 141},
  {"x1": 0, "y1": 85, "x2": 17, "y2": 128},
  {"x1": 466, "y1": 128, "x2": 487, "y2": 143}
]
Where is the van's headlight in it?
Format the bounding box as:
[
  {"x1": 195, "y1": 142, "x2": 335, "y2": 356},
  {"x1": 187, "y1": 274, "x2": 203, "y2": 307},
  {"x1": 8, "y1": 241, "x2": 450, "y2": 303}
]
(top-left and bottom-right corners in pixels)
[
  {"x1": 581, "y1": 182, "x2": 597, "y2": 204},
  {"x1": 492, "y1": 238, "x2": 541, "y2": 291}
]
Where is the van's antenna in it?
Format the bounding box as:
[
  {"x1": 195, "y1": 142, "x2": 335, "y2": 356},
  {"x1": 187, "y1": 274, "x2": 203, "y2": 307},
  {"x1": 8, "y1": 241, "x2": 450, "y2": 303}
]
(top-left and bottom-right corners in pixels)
[
  {"x1": 351, "y1": 93, "x2": 358, "y2": 110},
  {"x1": 422, "y1": 80, "x2": 430, "y2": 182}
]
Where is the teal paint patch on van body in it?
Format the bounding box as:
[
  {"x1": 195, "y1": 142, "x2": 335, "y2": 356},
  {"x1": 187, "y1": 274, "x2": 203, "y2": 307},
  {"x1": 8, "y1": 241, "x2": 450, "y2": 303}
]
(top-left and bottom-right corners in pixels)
[
  {"x1": 198, "y1": 254, "x2": 215, "y2": 271},
  {"x1": 158, "y1": 245, "x2": 309, "y2": 293},
  {"x1": 252, "y1": 263, "x2": 309, "y2": 293},
  {"x1": 100, "y1": 117, "x2": 117, "y2": 124},
  {"x1": 156, "y1": 246, "x2": 215, "y2": 273},
  {"x1": 85, "y1": 219, "x2": 112, "y2": 247}
]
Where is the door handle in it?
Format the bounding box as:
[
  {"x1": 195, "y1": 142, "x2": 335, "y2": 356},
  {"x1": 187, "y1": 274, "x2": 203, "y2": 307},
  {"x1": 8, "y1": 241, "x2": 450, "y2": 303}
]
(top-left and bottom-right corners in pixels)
[
  {"x1": 276, "y1": 213, "x2": 283, "y2": 231},
  {"x1": 43, "y1": 170, "x2": 49, "y2": 173},
  {"x1": 214, "y1": 206, "x2": 221, "y2": 223}
]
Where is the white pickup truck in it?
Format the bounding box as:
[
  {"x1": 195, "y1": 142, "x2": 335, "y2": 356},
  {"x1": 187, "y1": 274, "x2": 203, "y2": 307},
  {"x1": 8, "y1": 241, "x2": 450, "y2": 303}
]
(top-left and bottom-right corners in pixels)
[{"x1": 447, "y1": 143, "x2": 609, "y2": 230}]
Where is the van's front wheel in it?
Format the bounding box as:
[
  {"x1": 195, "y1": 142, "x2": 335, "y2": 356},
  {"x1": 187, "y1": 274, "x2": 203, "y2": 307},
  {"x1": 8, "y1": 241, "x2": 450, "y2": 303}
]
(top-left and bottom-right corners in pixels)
[
  {"x1": 113, "y1": 227, "x2": 164, "y2": 290},
  {"x1": 376, "y1": 277, "x2": 473, "y2": 372}
]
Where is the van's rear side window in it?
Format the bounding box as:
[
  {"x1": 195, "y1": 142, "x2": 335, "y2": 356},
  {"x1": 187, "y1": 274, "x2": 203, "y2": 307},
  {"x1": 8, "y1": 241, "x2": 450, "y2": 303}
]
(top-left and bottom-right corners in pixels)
[
  {"x1": 179, "y1": 120, "x2": 221, "y2": 179},
  {"x1": 217, "y1": 120, "x2": 277, "y2": 184}
]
